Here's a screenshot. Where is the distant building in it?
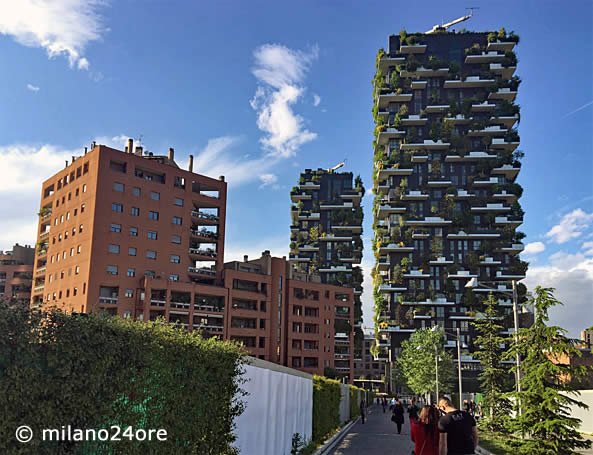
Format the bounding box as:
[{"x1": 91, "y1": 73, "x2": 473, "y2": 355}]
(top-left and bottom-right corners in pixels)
[
  {"x1": 549, "y1": 349, "x2": 593, "y2": 389},
  {"x1": 581, "y1": 328, "x2": 593, "y2": 350},
  {"x1": 354, "y1": 334, "x2": 386, "y2": 392},
  {"x1": 0, "y1": 243, "x2": 34, "y2": 306}
]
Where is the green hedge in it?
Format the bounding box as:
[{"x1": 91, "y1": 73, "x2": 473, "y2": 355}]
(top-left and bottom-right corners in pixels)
[
  {"x1": 312, "y1": 376, "x2": 341, "y2": 443},
  {"x1": 0, "y1": 302, "x2": 245, "y2": 455},
  {"x1": 349, "y1": 386, "x2": 361, "y2": 420}
]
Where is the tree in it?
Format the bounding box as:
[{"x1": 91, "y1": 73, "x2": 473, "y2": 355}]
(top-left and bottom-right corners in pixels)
[
  {"x1": 471, "y1": 293, "x2": 512, "y2": 432},
  {"x1": 396, "y1": 328, "x2": 455, "y2": 398},
  {"x1": 504, "y1": 286, "x2": 592, "y2": 455}
]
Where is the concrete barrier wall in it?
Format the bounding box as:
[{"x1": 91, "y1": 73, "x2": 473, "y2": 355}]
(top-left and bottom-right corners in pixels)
[
  {"x1": 565, "y1": 389, "x2": 593, "y2": 434},
  {"x1": 339, "y1": 384, "x2": 350, "y2": 423},
  {"x1": 234, "y1": 358, "x2": 313, "y2": 455}
]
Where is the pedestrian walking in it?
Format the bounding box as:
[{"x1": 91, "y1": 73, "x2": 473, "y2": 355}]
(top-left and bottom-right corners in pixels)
[
  {"x1": 463, "y1": 400, "x2": 470, "y2": 413},
  {"x1": 391, "y1": 400, "x2": 405, "y2": 434},
  {"x1": 360, "y1": 399, "x2": 366, "y2": 424},
  {"x1": 382, "y1": 397, "x2": 387, "y2": 413},
  {"x1": 470, "y1": 400, "x2": 476, "y2": 417},
  {"x1": 437, "y1": 396, "x2": 478, "y2": 455},
  {"x1": 411, "y1": 405, "x2": 440, "y2": 455},
  {"x1": 390, "y1": 397, "x2": 396, "y2": 411},
  {"x1": 407, "y1": 398, "x2": 420, "y2": 422}
]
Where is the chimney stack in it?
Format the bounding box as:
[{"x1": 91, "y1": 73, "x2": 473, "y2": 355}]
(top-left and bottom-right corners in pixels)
[
  {"x1": 168, "y1": 147, "x2": 175, "y2": 161},
  {"x1": 91, "y1": 141, "x2": 96, "y2": 149},
  {"x1": 243, "y1": 255, "x2": 248, "y2": 263},
  {"x1": 65, "y1": 160, "x2": 68, "y2": 168},
  {"x1": 84, "y1": 147, "x2": 87, "y2": 154},
  {"x1": 135, "y1": 146, "x2": 143, "y2": 156},
  {"x1": 127, "y1": 138, "x2": 133, "y2": 154},
  {"x1": 188, "y1": 155, "x2": 194, "y2": 172},
  {"x1": 219, "y1": 176, "x2": 225, "y2": 182}
]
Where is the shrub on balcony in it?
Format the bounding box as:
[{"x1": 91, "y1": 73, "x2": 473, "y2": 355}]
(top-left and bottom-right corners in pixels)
[
  {"x1": 502, "y1": 51, "x2": 518, "y2": 67},
  {"x1": 0, "y1": 304, "x2": 245, "y2": 455},
  {"x1": 465, "y1": 43, "x2": 483, "y2": 55}
]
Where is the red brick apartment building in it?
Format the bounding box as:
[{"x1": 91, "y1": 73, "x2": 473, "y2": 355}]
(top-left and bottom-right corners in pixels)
[
  {"x1": 31, "y1": 141, "x2": 354, "y2": 380},
  {"x1": 0, "y1": 243, "x2": 34, "y2": 305}
]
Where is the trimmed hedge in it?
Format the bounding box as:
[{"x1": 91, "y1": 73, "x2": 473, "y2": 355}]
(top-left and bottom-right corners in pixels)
[
  {"x1": 0, "y1": 302, "x2": 245, "y2": 455},
  {"x1": 312, "y1": 376, "x2": 341, "y2": 443},
  {"x1": 349, "y1": 386, "x2": 362, "y2": 420}
]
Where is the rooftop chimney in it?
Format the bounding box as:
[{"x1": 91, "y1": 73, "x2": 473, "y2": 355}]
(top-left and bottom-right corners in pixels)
[
  {"x1": 84, "y1": 147, "x2": 87, "y2": 154},
  {"x1": 219, "y1": 176, "x2": 225, "y2": 182},
  {"x1": 188, "y1": 155, "x2": 194, "y2": 172},
  {"x1": 243, "y1": 255, "x2": 248, "y2": 263},
  {"x1": 168, "y1": 147, "x2": 174, "y2": 161},
  {"x1": 91, "y1": 141, "x2": 96, "y2": 149},
  {"x1": 65, "y1": 160, "x2": 68, "y2": 167},
  {"x1": 127, "y1": 138, "x2": 133, "y2": 154},
  {"x1": 135, "y1": 146, "x2": 143, "y2": 156}
]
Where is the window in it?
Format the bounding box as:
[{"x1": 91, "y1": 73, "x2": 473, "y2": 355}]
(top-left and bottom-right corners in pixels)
[
  {"x1": 75, "y1": 266, "x2": 80, "y2": 275},
  {"x1": 73, "y1": 288, "x2": 77, "y2": 296},
  {"x1": 112, "y1": 203, "x2": 123, "y2": 213},
  {"x1": 107, "y1": 265, "x2": 118, "y2": 275},
  {"x1": 127, "y1": 268, "x2": 135, "y2": 277},
  {"x1": 79, "y1": 224, "x2": 83, "y2": 233},
  {"x1": 128, "y1": 247, "x2": 137, "y2": 256},
  {"x1": 147, "y1": 231, "x2": 158, "y2": 240},
  {"x1": 146, "y1": 250, "x2": 157, "y2": 260},
  {"x1": 129, "y1": 227, "x2": 138, "y2": 237},
  {"x1": 169, "y1": 274, "x2": 179, "y2": 281},
  {"x1": 260, "y1": 319, "x2": 266, "y2": 329},
  {"x1": 133, "y1": 187, "x2": 141, "y2": 197},
  {"x1": 110, "y1": 223, "x2": 121, "y2": 233},
  {"x1": 170, "y1": 255, "x2": 180, "y2": 263},
  {"x1": 149, "y1": 211, "x2": 159, "y2": 220},
  {"x1": 172, "y1": 216, "x2": 182, "y2": 225},
  {"x1": 77, "y1": 245, "x2": 81, "y2": 253},
  {"x1": 171, "y1": 235, "x2": 181, "y2": 244},
  {"x1": 131, "y1": 207, "x2": 140, "y2": 216},
  {"x1": 74, "y1": 208, "x2": 77, "y2": 216},
  {"x1": 66, "y1": 212, "x2": 70, "y2": 220},
  {"x1": 70, "y1": 248, "x2": 74, "y2": 256},
  {"x1": 114, "y1": 182, "x2": 124, "y2": 192},
  {"x1": 108, "y1": 244, "x2": 120, "y2": 254},
  {"x1": 82, "y1": 184, "x2": 87, "y2": 192},
  {"x1": 72, "y1": 228, "x2": 76, "y2": 236},
  {"x1": 125, "y1": 289, "x2": 134, "y2": 298},
  {"x1": 174, "y1": 198, "x2": 184, "y2": 206},
  {"x1": 150, "y1": 191, "x2": 160, "y2": 200}
]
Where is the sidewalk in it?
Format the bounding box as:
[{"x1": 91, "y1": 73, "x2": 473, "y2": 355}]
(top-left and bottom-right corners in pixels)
[{"x1": 329, "y1": 405, "x2": 414, "y2": 454}]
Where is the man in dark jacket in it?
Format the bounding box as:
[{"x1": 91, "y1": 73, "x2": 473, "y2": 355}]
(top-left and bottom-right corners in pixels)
[
  {"x1": 360, "y1": 399, "x2": 366, "y2": 424},
  {"x1": 437, "y1": 396, "x2": 478, "y2": 455}
]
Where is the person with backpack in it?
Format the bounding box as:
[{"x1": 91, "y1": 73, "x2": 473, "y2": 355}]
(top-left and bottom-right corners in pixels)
[
  {"x1": 411, "y1": 405, "x2": 440, "y2": 455},
  {"x1": 437, "y1": 396, "x2": 478, "y2": 455}
]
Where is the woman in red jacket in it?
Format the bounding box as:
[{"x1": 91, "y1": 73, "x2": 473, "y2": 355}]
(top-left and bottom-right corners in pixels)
[{"x1": 410, "y1": 405, "x2": 440, "y2": 455}]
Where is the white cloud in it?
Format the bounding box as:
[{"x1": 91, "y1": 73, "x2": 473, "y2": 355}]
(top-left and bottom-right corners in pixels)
[
  {"x1": 312, "y1": 94, "x2": 321, "y2": 107},
  {"x1": 26, "y1": 83, "x2": 39, "y2": 92},
  {"x1": 259, "y1": 173, "x2": 279, "y2": 189},
  {"x1": 224, "y1": 235, "x2": 289, "y2": 264},
  {"x1": 524, "y1": 252, "x2": 593, "y2": 338},
  {"x1": 250, "y1": 44, "x2": 318, "y2": 158},
  {"x1": 545, "y1": 208, "x2": 593, "y2": 244},
  {"x1": 523, "y1": 241, "x2": 546, "y2": 256},
  {"x1": 0, "y1": 0, "x2": 108, "y2": 70},
  {"x1": 582, "y1": 241, "x2": 593, "y2": 256}
]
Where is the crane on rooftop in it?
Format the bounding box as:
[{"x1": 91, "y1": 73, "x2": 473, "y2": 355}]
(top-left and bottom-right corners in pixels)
[
  {"x1": 327, "y1": 160, "x2": 346, "y2": 173},
  {"x1": 425, "y1": 7, "x2": 478, "y2": 34}
]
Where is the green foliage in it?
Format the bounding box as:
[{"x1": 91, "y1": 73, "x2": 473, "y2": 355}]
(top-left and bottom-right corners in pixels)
[
  {"x1": 504, "y1": 287, "x2": 592, "y2": 455},
  {"x1": 349, "y1": 386, "x2": 362, "y2": 420},
  {"x1": 472, "y1": 294, "x2": 513, "y2": 432},
  {"x1": 396, "y1": 328, "x2": 455, "y2": 396},
  {"x1": 0, "y1": 302, "x2": 246, "y2": 455},
  {"x1": 312, "y1": 376, "x2": 341, "y2": 443}
]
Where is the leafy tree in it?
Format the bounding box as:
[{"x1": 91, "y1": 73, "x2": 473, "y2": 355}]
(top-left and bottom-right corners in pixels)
[
  {"x1": 396, "y1": 328, "x2": 454, "y2": 398},
  {"x1": 471, "y1": 293, "x2": 512, "y2": 432},
  {"x1": 504, "y1": 286, "x2": 592, "y2": 455}
]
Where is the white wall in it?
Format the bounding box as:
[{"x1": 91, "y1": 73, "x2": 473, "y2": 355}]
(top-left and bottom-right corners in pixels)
[
  {"x1": 564, "y1": 389, "x2": 593, "y2": 434},
  {"x1": 234, "y1": 358, "x2": 313, "y2": 455},
  {"x1": 339, "y1": 384, "x2": 350, "y2": 423}
]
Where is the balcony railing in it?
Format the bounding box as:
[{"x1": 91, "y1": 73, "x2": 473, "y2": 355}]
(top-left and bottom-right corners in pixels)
[
  {"x1": 33, "y1": 284, "x2": 45, "y2": 293},
  {"x1": 98, "y1": 296, "x2": 118, "y2": 305},
  {"x1": 191, "y1": 211, "x2": 219, "y2": 222},
  {"x1": 189, "y1": 247, "x2": 217, "y2": 258},
  {"x1": 36, "y1": 266, "x2": 47, "y2": 276},
  {"x1": 188, "y1": 266, "x2": 216, "y2": 276}
]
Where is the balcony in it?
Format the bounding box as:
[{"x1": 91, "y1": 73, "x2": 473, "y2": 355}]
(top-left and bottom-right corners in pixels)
[
  {"x1": 401, "y1": 139, "x2": 449, "y2": 151},
  {"x1": 378, "y1": 243, "x2": 414, "y2": 254},
  {"x1": 447, "y1": 270, "x2": 478, "y2": 279},
  {"x1": 190, "y1": 229, "x2": 218, "y2": 241},
  {"x1": 378, "y1": 283, "x2": 407, "y2": 293},
  {"x1": 189, "y1": 247, "x2": 217, "y2": 259},
  {"x1": 331, "y1": 225, "x2": 363, "y2": 234},
  {"x1": 447, "y1": 230, "x2": 500, "y2": 239},
  {"x1": 445, "y1": 151, "x2": 498, "y2": 162},
  {"x1": 480, "y1": 257, "x2": 502, "y2": 265},
  {"x1": 464, "y1": 51, "x2": 506, "y2": 64},
  {"x1": 319, "y1": 264, "x2": 351, "y2": 273},
  {"x1": 376, "y1": 166, "x2": 413, "y2": 180},
  {"x1": 491, "y1": 137, "x2": 519, "y2": 151},
  {"x1": 401, "y1": 190, "x2": 429, "y2": 200},
  {"x1": 289, "y1": 255, "x2": 311, "y2": 262},
  {"x1": 487, "y1": 41, "x2": 516, "y2": 52},
  {"x1": 399, "y1": 44, "x2": 427, "y2": 54},
  {"x1": 297, "y1": 212, "x2": 320, "y2": 221},
  {"x1": 427, "y1": 179, "x2": 453, "y2": 187},
  {"x1": 379, "y1": 325, "x2": 415, "y2": 333},
  {"x1": 377, "y1": 257, "x2": 390, "y2": 271},
  {"x1": 335, "y1": 353, "x2": 350, "y2": 359},
  {"x1": 412, "y1": 232, "x2": 429, "y2": 239},
  {"x1": 377, "y1": 204, "x2": 406, "y2": 219},
  {"x1": 400, "y1": 66, "x2": 448, "y2": 78},
  {"x1": 376, "y1": 181, "x2": 390, "y2": 194},
  {"x1": 443, "y1": 76, "x2": 496, "y2": 88},
  {"x1": 411, "y1": 153, "x2": 428, "y2": 163},
  {"x1": 400, "y1": 115, "x2": 427, "y2": 126},
  {"x1": 377, "y1": 55, "x2": 406, "y2": 72},
  {"x1": 41, "y1": 212, "x2": 52, "y2": 222},
  {"x1": 493, "y1": 190, "x2": 518, "y2": 203},
  {"x1": 473, "y1": 177, "x2": 499, "y2": 186},
  {"x1": 496, "y1": 270, "x2": 526, "y2": 280},
  {"x1": 429, "y1": 257, "x2": 454, "y2": 265},
  {"x1": 496, "y1": 243, "x2": 525, "y2": 254},
  {"x1": 411, "y1": 80, "x2": 427, "y2": 89},
  {"x1": 490, "y1": 114, "x2": 519, "y2": 129},
  {"x1": 338, "y1": 254, "x2": 360, "y2": 264},
  {"x1": 377, "y1": 92, "x2": 413, "y2": 108},
  {"x1": 443, "y1": 114, "x2": 472, "y2": 125},
  {"x1": 98, "y1": 296, "x2": 118, "y2": 305},
  {"x1": 37, "y1": 249, "x2": 48, "y2": 258},
  {"x1": 467, "y1": 125, "x2": 508, "y2": 137},
  {"x1": 489, "y1": 63, "x2": 516, "y2": 79},
  {"x1": 290, "y1": 192, "x2": 312, "y2": 202},
  {"x1": 403, "y1": 270, "x2": 430, "y2": 279},
  {"x1": 492, "y1": 165, "x2": 520, "y2": 179},
  {"x1": 473, "y1": 284, "x2": 511, "y2": 293},
  {"x1": 404, "y1": 216, "x2": 452, "y2": 226},
  {"x1": 424, "y1": 104, "x2": 449, "y2": 114},
  {"x1": 402, "y1": 297, "x2": 455, "y2": 306},
  {"x1": 299, "y1": 181, "x2": 320, "y2": 190},
  {"x1": 39, "y1": 230, "x2": 50, "y2": 240},
  {"x1": 191, "y1": 211, "x2": 219, "y2": 223},
  {"x1": 454, "y1": 190, "x2": 475, "y2": 199},
  {"x1": 471, "y1": 101, "x2": 496, "y2": 112},
  {"x1": 320, "y1": 201, "x2": 353, "y2": 210},
  {"x1": 319, "y1": 234, "x2": 352, "y2": 242},
  {"x1": 488, "y1": 88, "x2": 517, "y2": 101},
  {"x1": 341, "y1": 190, "x2": 363, "y2": 202},
  {"x1": 187, "y1": 266, "x2": 216, "y2": 276},
  {"x1": 35, "y1": 266, "x2": 47, "y2": 276},
  {"x1": 298, "y1": 244, "x2": 319, "y2": 252},
  {"x1": 150, "y1": 298, "x2": 166, "y2": 307},
  {"x1": 33, "y1": 284, "x2": 45, "y2": 293},
  {"x1": 471, "y1": 203, "x2": 511, "y2": 213}
]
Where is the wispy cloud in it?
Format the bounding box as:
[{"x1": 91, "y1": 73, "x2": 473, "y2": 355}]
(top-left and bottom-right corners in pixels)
[
  {"x1": 250, "y1": 44, "x2": 318, "y2": 158},
  {"x1": 523, "y1": 241, "x2": 546, "y2": 256},
  {"x1": 545, "y1": 208, "x2": 593, "y2": 244},
  {"x1": 582, "y1": 241, "x2": 593, "y2": 257},
  {"x1": 0, "y1": 0, "x2": 108, "y2": 70},
  {"x1": 562, "y1": 100, "x2": 593, "y2": 119},
  {"x1": 312, "y1": 94, "x2": 321, "y2": 107},
  {"x1": 259, "y1": 173, "x2": 279, "y2": 189},
  {"x1": 26, "y1": 83, "x2": 39, "y2": 92}
]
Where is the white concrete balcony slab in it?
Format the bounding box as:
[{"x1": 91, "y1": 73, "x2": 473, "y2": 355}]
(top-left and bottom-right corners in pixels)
[
  {"x1": 455, "y1": 189, "x2": 475, "y2": 198},
  {"x1": 401, "y1": 190, "x2": 429, "y2": 200},
  {"x1": 427, "y1": 179, "x2": 453, "y2": 187},
  {"x1": 491, "y1": 137, "x2": 519, "y2": 151},
  {"x1": 377, "y1": 258, "x2": 390, "y2": 271},
  {"x1": 429, "y1": 257, "x2": 454, "y2": 265},
  {"x1": 380, "y1": 326, "x2": 415, "y2": 333},
  {"x1": 405, "y1": 216, "x2": 452, "y2": 226},
  {"x1": 377, "y1": 56, "x2": 406, "y2": 72},
  {"x1": 480, "y1": 257, "x2": 502, "y2": 265},
  {"x1": 495, "y1": 216, "x2": 522, "y2": 227},
  {"x1": 492, "y1": 165, "x2": 520, "y2": 179},
  {"x1": 450, "y1": 315, "x2": 476, "y2": 320},
  {"x1": 413, "y1": 314, "x2": 432, "y2": 319},
  {"x1": 489, "y1": 115, "x2": 519, "y2": 128},
  {"x1": 489, "y1": 63, "x2": 516, "y2": 79},
  {"x1": 377, "y1": 127, "x2": 406, "y2": 145},
  {"x1": 400, "y1": 115, "x2": 427, "y2": 126},
  {"x1": 297, "y1": 212, "x2": 321, "y2": 220},
  {"x1": 493, "y1": 191, "x2": 518, "y2": 202},
  {"x1": 412, "y1": 232, "x2": 430, "y2": 239},
  {"x1": 289, "y1": 255, "x2": 311, "y2": 262},
  {"x1": 489, "y1": 88, "x2": 517, "y2": 101},
  {"x1": 331, "y1": 225, "x2": 363, "y2": 233},
  {"x1": 471, "y1": 101, "x2": 496, "y2": 112},
  {"x1": 411, "y1": 153, "x2": 429, "y2": 163},
  {"x1": 425, "y1": 104, "x2": 450, "y2": 113},
  {"x1": 377, "y1": 166, "x2": 413, "y2": 180},
  {"x1": 443, "y1": 76, "x2": 496, "y2": 88},
  {"x1": 341, "y1": 190, "x2": 363, "y2": 201},
  {"x1": 402, "y1": 297, "x2": 455, "y2": 306},
  {"x1": 473, "y1": 177, "x2": 499, "y2": 186},
  {"x1": 320, "y1": 201, "x2": 353, "y2": 210},
  {"x1": 319, "y1": 264, "x2": 351, "y2": 272},
  {"x1": 465, "y1": 51, "x2": 506, "y2": 64},
  {"x1": 299, "y1": 181, "x2": 320, "y2": 190},
  {"x1": 298, "y1": 245, "x2": 319, "y2": 251},
  {"x1": 448, "y1": 230, "x2": 501, "y2": 239},
  {"x1": 378, "y1": 284, "x2": 407, "y2": 293},
  {"x1": 290, "y1": 192, "x2": 312, "y2": 202},
  {"x1": 378, "y1": 243, "x2": 415, "y2": 254},
  {"x1": 400, "y1": 44, "x2": 427, "y2": 54},
  {"x1": 496, "y1": 270, "x2": 526, "y2": 280},
  {"x1": 401, "y1": 139, "x2": 450, "y2": 150},
  {"x1": 445, "y1": 151, "x2": 498, "y2": 162},
  {"x1": 378, "y1": 92, "x2": 413, "y2": 108},
  {"x1": 411, "y1": 80, "x2": 428, "y2": 89},
  {"x1": 400, "y1": 67, "x2": 449, "y2": 77},
  {"x1": 471, "y1": 203, "x2": 511, "y2": 212},
  {"x1": 403, "y1": 270, "x2": 430, "y2": 278},
  {"x1": 473, "y1": 284, "x2": 512, "y2": 293},
  {"x1": 487, "y1": 41, "x2": 516, "y2": 52},
  {"x1": 467, "y1": 125, "x2": 508, "y2": 136},
  {"x1": 377, "y1": 204, "x2": 406, "y2": 219},
  {"x1": 320, "y1": 234, "x2": 352, "y2": 242},
  {"x1": 497, "y1": 243, "x2": 524, "y2": 254},
  {"x1": 443, "y1": 114, "x2": 472, "y2": 125},
  {"x1": 448, "y1": 270, "x2": 478, "y2": 279}
]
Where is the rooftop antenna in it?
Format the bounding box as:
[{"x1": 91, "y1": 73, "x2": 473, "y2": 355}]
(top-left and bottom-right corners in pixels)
[
  {"x1": 327, "y1": 158, "x2": 347, "y2": 173},
  {"x1": 425, "y1": 7, "x2": 478, "y2": 34}
]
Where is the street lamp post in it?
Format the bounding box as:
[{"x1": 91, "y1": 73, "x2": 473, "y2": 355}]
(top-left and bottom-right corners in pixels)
[{"x1": 431, "y1": 325, "x2": 466, "y2": 410}]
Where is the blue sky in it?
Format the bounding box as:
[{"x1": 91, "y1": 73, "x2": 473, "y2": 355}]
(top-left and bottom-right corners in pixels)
[{"x1": 0, "y1": 0, "x2": 591, "y2": 336}]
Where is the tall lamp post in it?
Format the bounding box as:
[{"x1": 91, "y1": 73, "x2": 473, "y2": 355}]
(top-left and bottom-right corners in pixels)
[
  {"x1": 464, "y1": 277, "x2": 522, "y2": 396},
  {"x1": 432, "y1": 326, "x2": 468, "y2": 410}
]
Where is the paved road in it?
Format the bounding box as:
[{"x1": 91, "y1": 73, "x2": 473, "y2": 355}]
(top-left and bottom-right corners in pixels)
[{"x1": 329, "y1": 405, "x2": 414, "y2": 454}]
